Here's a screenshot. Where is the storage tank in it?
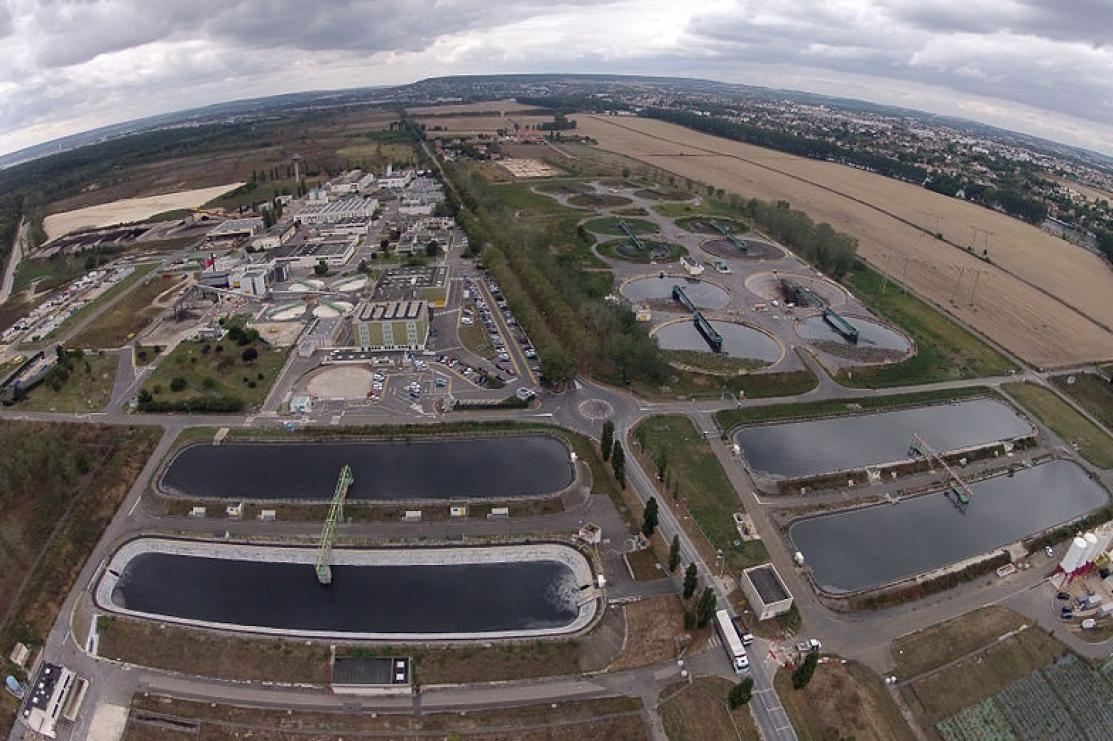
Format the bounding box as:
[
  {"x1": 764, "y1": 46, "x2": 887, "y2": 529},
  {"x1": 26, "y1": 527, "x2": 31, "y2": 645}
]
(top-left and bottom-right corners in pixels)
[
  {"x1": 1093, "y1": 523, "x2": 1113, "y2": 560},
  {"x1": 1060, "y1": 536, "x2": 1089, "y2": 574},
  {"x1": 1082, "y1": 532, "x2": 1101, "y2": 565}
]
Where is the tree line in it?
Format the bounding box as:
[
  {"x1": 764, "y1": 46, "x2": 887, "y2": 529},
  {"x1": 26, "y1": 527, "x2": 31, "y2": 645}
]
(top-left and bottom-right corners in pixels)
[{"x1": 446, "y1": 165, "x2": 667, "y2": 388}]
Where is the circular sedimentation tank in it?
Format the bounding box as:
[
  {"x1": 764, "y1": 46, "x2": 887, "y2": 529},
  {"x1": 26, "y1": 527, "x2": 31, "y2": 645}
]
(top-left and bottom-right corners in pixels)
[
  {"x1": 796, "y1": 315, "x2": 911, "y2": 353},
  {"x1": 743, "y1": 271, "x2": 848, "y2": 308},
  {"x1": 701, "y1": 236, "x2": 783, "y2": 260},
  {"x1": 653, "y1": 320, "x2": 782, "y2": 362},
  {"x1": 332, "y1": 277, "x2": 366, "y2": 292},
  {"x1": 268, "y1": 302, "x2": 307, "y2": 321},
  {"x1": 620, "y1": 275, "x2": 729, "y2": 310}
]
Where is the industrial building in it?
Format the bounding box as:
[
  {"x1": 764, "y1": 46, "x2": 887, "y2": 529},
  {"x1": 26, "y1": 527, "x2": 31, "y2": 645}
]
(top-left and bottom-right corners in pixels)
[
  {"x1": 22, "y1": 662, "x2": 84, "y2": 738},
  {"x1": 741, "y1": 563, "x2": 794, "y2": 620},
  {"x1": 206, "y1": 217, "x2": 264, "y2": 242},
  {"x1": 275, "y1": 237, "x2": 357, "y2": 269},
  {"x1": 351, "y1": 300, "x2": 430, "y2": 351},
  {"x1": 327, "y1": 169, "x2": 377, "y2": 196},
  {"x1": 377, "y1": 167, "x2": 415, "y2": 190},
  {"x1": 297, "y1": 197, "x2": 377, "y2": 225},
  {"x1": 251, "y1": 224, "x2": 298, "y2": 251}
]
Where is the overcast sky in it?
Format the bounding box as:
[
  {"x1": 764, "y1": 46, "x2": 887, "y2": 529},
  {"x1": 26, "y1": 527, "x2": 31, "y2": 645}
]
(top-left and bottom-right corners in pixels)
[{"x1": 2, "y1": 0, "x2": 1111, "y2": 158}]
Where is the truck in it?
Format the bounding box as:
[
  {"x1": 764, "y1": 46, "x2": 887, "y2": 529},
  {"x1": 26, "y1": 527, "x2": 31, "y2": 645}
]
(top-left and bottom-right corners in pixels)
[
  {"x1": 731, "y1": 615, "x2": 755, "y2": 647},
  {"x1": 1075, "y1": 595, "x2": 1103, "y2": 611},
  {"x1": 714, "y1": 609, "x2": 749, "y2": 674},
  {"x1": 796, "y1": 639, "x2": 822, "y2": 654}
]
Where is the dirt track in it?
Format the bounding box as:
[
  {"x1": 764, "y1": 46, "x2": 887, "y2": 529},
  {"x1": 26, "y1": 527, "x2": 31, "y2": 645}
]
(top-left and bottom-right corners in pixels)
[{"x1": 575, "y1": 114, "x2": 1113, "y2": 368}]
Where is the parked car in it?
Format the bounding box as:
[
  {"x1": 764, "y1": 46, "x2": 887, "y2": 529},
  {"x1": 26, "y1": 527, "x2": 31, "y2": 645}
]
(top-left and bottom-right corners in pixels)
[{"x1": 1057, "y1": 591, "x2": 1071, "y2": 601}]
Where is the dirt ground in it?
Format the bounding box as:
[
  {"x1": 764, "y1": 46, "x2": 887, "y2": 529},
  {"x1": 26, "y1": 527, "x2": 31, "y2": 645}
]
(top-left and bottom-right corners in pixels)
[
  {"x1": 125, "y1": 694, "x2": 648, "y2": 741},
  {"x1": 609, "y1": 595, "x2": 687, "y2": 671},
  {"x1": 43, "y1": 184, "x2": 241, "y2": 240},
  {"x1": 574, "y1": 115, "x2": 1113, "y2": 368},
  {"x1": 775, "y1": 661, "x2": 916, "y2": 741},
  {"x1": 303, "y1": 365, "x2": 373, "y2": 399}
]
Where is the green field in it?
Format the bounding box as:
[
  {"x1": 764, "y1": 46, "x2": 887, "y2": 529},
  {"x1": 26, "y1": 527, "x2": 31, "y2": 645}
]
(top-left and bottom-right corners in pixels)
[
  {"x1": 634, "y1": 415, "x2": 768, "y2": 572},
  {"x1": 1004, "y1": 382, "x2": 1113, "y2": 468},
  {"x1": 46, "y1": 262, "x2": 160, "y2": 341},
  {"x1": 70, "y1": 272, "x2": 186, "y2": 348},
  {"x1": 14, "y1": 351, "x2": 118, "y2": 412},
  {"x1": 582, "y1": 216, "x2": 659, "y2": 235},
  {"x1": 714, "y1": 386, "x2": 992, "y2": 433},
  {"x1": 836, "y1": 263, "x2": 1016, "y2": 387},
  {"x1": 139, "y1": 338, "x2": 288, "y2": 413},
  {"x1": 1051, "y1": 373, "x2": 1113, "y2": 431},
  {"x1": 653, "y1": 199, "x2": 741, "y2": 219},
  {"x1": 630, "y1": 366, "x2": 818, "y2": 401}
]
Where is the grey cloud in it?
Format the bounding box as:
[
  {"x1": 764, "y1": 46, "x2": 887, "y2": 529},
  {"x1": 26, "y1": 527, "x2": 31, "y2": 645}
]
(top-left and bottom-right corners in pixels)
[{"x1": 687, "y1": 2, "x2": 1113, "y2": 128}]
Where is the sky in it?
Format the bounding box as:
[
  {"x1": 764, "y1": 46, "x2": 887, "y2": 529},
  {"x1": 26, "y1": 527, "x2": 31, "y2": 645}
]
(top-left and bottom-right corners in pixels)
[{"x1": 1, "y1": 0, "x2": 1112, "y2": 158}]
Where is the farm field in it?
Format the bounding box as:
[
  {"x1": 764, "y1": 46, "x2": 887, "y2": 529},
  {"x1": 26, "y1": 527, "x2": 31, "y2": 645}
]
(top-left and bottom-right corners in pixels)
[
  {"x1": 405, "y1": 99, "x2": 541, "y2": 116},
  {"x1": 574, "y1": 115, "x2": 1113, "y2": 368},
  {"x1": 44, "y1": 185, "x2": 241, "y2": 240}
]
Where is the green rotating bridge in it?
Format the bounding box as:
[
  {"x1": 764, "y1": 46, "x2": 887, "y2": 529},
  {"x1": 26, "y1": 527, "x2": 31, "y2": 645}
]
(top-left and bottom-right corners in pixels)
[{"x1": 315, "y1": 464, "x2": 355, "y2": 585}]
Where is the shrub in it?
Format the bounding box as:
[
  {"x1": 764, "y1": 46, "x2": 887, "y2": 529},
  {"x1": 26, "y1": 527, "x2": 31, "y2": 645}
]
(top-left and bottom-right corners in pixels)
[
  {"x1": 241, "y1": 347, "x2": 259, "y2": 362},
  {"x1": 169, "y1": 377, "x2": 187, "y2": 392},
  {"x1": 793, "y1": 653, "x2": 818, "y2": 689},
  {"x1": 729, "y1": 677, "x2": 754, "y2": 708}
]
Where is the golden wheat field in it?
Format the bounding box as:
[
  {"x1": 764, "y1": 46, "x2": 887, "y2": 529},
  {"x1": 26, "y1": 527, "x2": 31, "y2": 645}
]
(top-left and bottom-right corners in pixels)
[
  {"x1": 405, "y1": 99, "x2": 540, "y2": 116},
  {"x1": 575, "y1": 114, "x2": 1113, "y2": 368}
]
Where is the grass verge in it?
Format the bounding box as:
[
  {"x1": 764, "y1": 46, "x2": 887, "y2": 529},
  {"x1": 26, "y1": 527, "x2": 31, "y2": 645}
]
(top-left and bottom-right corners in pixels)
[
  {"x1": 775, "y1": 661, "x2": 916, "y2": 741},
  {"x1": 890, "y1": 606, "x2": 1028, "y2": 679},
  {"x1": 714, "y1": 385, "x2": 992, "y2": 433},
  {"x1": 1004, "y1": 382, "x2": 1113, "y2": 468},
  {"x1": 633, "y1": 415, "x2": 768, "y2": 573},
  {"x1": 836, "y1": 262, "x2": 1015, "y2": 387},
  {"x1": 1051, "y1": 372, "x2": 1113, "y2": 431},
  {"x1": 659, "y1": 677, "x2": 760, "y2": 741},
  {"x1": 124, "y1": 694, "x2": 647, "y2": 741}
]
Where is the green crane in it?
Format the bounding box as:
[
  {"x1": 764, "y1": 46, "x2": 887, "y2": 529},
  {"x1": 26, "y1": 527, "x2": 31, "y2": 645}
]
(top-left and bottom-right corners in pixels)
[{"x1": 315, "y1": 464, "x2": 354, "y2": 585}]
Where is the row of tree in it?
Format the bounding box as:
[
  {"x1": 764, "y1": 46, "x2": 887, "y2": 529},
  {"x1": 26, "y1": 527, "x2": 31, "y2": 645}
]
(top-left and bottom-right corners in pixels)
[{"x1": 446, "y1": 165, "x2": 667, "y2": 387}]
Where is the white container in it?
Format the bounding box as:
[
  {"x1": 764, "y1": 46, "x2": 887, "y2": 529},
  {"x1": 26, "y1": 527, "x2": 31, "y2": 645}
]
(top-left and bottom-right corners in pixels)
[
  {"x1": 1082, "y1": 532, "x2": 1101, "y2": 565},
  {"x1": 1060, "y1": 536, "x2": 1089, "y2": 574}
]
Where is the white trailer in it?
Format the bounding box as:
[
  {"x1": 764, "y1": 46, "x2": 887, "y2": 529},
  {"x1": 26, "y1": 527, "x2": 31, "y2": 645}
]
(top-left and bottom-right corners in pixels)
[{"x1": 714, "y1": 609, "x2": 749, "y2": 674}]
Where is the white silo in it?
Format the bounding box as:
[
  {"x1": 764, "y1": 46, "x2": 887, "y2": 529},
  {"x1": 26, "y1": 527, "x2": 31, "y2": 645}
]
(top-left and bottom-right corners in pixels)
[
  {"x1": 1082, "y1": 532, "x2": 1101, "y2": 565},
  {"x1": 1060, "y1": 536, "x2": 1089, "y2": 574},
  {"x1": 1093, "y1": 523, "x2": 1113, "y2": 560}
]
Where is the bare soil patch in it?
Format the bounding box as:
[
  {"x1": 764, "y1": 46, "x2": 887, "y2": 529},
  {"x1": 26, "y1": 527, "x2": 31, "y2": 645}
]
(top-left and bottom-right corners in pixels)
[
  {"x1": 44, "y1": 185, "x2": 241, "y2": 240},
  {"x1": 609, "y1": 595, "x2": 685, "y2": 671}
]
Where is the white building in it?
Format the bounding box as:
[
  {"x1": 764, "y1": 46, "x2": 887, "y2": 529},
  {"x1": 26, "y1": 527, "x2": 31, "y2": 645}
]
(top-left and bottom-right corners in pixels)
[
  {"x1": 378, "y1": 169, "x2": 415, "y2": 189},
  {"x1": 741, "y1": 563, "x2": 794, "y2": 621},
  {"x1": 206, "y1": 217, "x2": 264, "y2": 242},
  {"x1": 297, "y1": 197, "x2": 377, "y2": 225}
]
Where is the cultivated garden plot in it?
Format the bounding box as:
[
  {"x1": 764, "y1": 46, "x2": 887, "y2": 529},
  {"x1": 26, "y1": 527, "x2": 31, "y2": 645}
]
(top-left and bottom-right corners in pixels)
[{"x1": 937, "y1": 655, "x2": 1113, "y2": 741}]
